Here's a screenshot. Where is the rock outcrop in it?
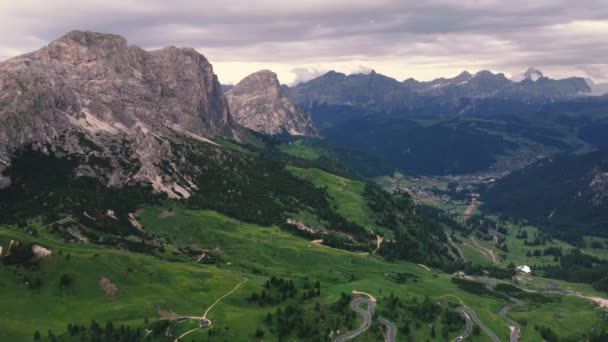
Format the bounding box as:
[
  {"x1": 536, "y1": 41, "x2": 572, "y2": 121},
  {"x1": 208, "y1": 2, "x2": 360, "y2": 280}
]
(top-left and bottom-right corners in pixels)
[
  {"x1": 226, "y1": 70, "x2": 317, "y2": 136},
  {"x1": 0, "y1": 31, "x2": 234, "y2": 196}
]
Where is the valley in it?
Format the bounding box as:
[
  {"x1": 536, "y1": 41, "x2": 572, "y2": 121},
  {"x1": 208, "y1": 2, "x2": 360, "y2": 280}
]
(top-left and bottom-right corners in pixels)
[
  {"x1": 0, "y1": 28, "x2": 607, "y2": 342},
  {"x1": 2, "y1": 155, "x2": 607, "y2": 341}
]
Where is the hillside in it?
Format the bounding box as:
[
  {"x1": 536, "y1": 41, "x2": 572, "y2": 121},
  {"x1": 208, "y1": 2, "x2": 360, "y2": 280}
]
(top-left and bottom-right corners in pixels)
[
  {"x1": 2, "y1": 207, "x2": 607, "y2": 341},
  {"x1": 482, "y1": 150, "x2": 608, "y2": 237}
]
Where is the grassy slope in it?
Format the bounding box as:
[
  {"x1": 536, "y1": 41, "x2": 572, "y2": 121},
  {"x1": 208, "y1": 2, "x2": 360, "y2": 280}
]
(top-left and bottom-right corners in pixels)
[
  {"x1": 454, "y1": 219, "x2": 608, "y2": 272},
  {"x1": 1, "y1": 204, "x2": 605, "y2": 341},
  {"x1": 278, "y1": 140, "x2": 331, "y2": 161},
  {"x1": 0, "y1": 226, "x2": 251, "y2": 341},
  {"x1": 286, "y1": 166, "x2": 395, "y2": 237}
]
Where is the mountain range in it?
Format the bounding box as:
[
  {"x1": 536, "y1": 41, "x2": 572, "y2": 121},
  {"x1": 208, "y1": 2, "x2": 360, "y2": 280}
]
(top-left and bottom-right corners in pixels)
[{"x1": 283, "y1": 67, "x2": 591, "y2": 118}]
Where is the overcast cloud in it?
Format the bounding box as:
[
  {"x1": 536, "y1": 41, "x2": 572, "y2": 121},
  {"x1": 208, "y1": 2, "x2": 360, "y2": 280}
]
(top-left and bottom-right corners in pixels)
[{"x1": 1, "y1": 0, "x2": 607, "y2": 84}]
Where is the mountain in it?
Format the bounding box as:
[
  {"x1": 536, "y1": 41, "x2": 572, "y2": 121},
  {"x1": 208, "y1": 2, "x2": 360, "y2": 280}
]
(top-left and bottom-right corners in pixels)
[
  {"x1": 226, "y1": 70, "x2": 317, "y2": 136},
  {"x1": 405, "y1": 70, "x2": 512, "y2": 98},
  {"x1": 322, "y1": 116, "x2": 516, "y2": 175},
  {"x1": 586, "y1": 78, "x2": 608, "y2": 96},
  {"x1": 415, "y1": 68, "x2": 590, "y2": 101},
  {"x1": 482, "y1": 150, "x2": 608, "y2": 237},
  {"x1": 284, "y1": 69, "x2": 591, "y2": 118},
  {"x1": 0, "y1": 31, "x2": 236, "y2": 197},
  {"x1": 282, "y1": 70, "x2": 420, "y2": 114}
]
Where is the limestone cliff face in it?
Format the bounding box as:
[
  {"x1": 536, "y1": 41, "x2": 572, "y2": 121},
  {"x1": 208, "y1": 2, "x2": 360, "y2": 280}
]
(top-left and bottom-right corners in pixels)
[
  {"x1": 0, "y1": 31, "x2": 234, "y2": 196},
  {"x1": 226, "y1": 70, "x2": 317, "y2": 136}
]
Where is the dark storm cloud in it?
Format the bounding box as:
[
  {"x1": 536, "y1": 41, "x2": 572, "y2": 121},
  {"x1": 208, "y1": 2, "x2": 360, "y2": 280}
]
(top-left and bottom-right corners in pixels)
[{"x1": 1, "y1": 0, "x2": 607, "y2": 83}]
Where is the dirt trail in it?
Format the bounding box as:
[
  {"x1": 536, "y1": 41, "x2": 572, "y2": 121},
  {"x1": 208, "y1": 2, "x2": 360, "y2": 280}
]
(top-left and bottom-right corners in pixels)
[
  {"x1": 417, "y1": 264, "x2": 432, "y2": 272},
  {"x1": 175, "y1": 327, "x2": 200, "y2": 342},
  {"x1": 338, "y1": 179, "x2": 346, "y2": 192},
  {"x1": 352, "y1": 290, "x2": 377, "y2": 302},
  {"x1": 203, "y1": 278, "x2": 248, "y2": 319},
  {"x1": 174, "y1": 278, "x2": 247, "y2": 342},
  {"x1": 463, "y1": 200, "x2": 478, "y2": 222},
  {"x1": 470, "y1": 237, "x2": 499, "y2": 263},
  {"x1": 374, "y1": 235, "x2": 384, "y2": 254},
  {"x1": 579, "y1": 295, "x2": 608, "y2": 310}
]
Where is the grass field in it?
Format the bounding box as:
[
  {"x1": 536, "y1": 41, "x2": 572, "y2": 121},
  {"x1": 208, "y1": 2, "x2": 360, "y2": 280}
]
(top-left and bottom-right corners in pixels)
[
  {"x1": 286, "y1": 166, "x2": 393, "y2": 237},
  {"x1": 0, "y1": 226, "x2": 253, "y2": 341},
  {"x1": 278, "y1": 140, "x2": 331, "y2": 161},
  {"x1": 1, "y1": 205, "x2": 606, "y2": 341}
]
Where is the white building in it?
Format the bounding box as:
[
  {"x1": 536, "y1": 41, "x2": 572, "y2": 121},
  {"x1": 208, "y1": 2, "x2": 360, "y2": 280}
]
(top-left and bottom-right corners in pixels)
[{"x1": 516, "y1": 265, "x2": 531, "y2": 274}]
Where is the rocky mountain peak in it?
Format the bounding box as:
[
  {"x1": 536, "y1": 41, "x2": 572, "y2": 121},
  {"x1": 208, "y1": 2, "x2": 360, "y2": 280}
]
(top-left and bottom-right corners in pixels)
[
  {"x1": 226, "y1": 70, "x2": 318, "y2": 136},
  {"x1": 229, "y1": 69, "x2": 281, "y2": 96},
  {"x1": 44, "y1": 31, "x2": 131, "y2": 65},
  {"x1": 58, "y1": 30, "x2": 127, "y2": 48},
  {"x1": 454, "y1": 71, "x2": 472, "y2": 82},
  {"x1": 0, "y1": 31, "x2": 234, "y2": 197}
]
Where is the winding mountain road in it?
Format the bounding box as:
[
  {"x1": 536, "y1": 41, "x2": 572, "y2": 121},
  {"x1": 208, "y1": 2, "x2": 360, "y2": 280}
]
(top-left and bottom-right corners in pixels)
[
  {"x1": 460, "y1": 307, "x2": 501, "y2": 342},
  {"x1": 452, "y1": 307, "x2": 473, "y2": 342},
  {"x1": 335, "y1": 296, "x2": 375, "y2": 342},
  {"x1": 500, "y1": 298, "x2": 523, "y2": 342},
  {"x1": 378, "y1": 317, "x2": 397, "y2": 342},
  {"x1": 470, "y1": 237, "x2": 500, "y2": 264}
]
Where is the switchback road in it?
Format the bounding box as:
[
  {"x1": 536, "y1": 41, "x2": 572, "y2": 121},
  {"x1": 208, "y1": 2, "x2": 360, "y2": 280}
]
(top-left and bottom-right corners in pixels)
[
  {"x1": 335, "y1": 296, "x2": 375, "y2": 342},
  {"x1": 378, "y1": 317, "x2": 397, "y2": 342},
  {"x1": 460, "y1": 306, "x2": 501, "y2": 342},
  {"x1": 452, "y1": 307, "x2": 473, "y2": 342}
]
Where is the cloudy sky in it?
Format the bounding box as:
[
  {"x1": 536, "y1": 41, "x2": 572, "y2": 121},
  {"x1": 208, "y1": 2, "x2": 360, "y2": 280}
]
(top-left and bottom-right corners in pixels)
[{"x1": 1, "y1": 0, "x2": 607, "y2": 85}]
